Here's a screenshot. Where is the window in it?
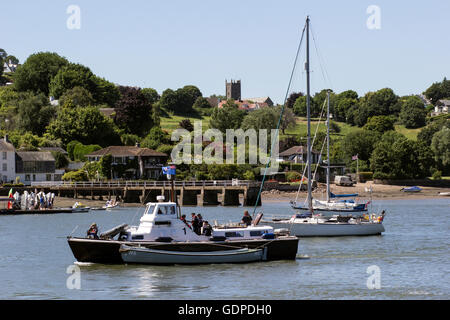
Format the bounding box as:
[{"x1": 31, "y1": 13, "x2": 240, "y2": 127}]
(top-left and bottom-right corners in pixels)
[
  {"x1": 25, "y1": 175, "x2": 30, "y2": 181},
  {"x1": 224, "y1": 232, "x2": 244, "y2": 238},
  {"x1": 2, "y1": 163, "x2": 6, "y2": 171},
  {"x1": 46, "y1": 174, "x2": 52, "y2": 181},
  {"x1": 2, "y1": 152, "x2": 6, "y2": 160},
  {"x1": 146, "y1": 205, "x2": 155, "y2": 215},
  {"x1": 250, "y1": 231, "x2": 263, "y2": 237}
]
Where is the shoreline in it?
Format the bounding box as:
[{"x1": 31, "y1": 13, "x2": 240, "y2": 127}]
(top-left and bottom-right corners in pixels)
[{"x1": 49, "y1": 182, "x2": 449, "y2": 208}]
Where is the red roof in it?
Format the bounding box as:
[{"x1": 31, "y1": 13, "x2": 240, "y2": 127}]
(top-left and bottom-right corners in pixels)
[{"x1": 87, "y1": 146, "x2": 167, "y2": 157}]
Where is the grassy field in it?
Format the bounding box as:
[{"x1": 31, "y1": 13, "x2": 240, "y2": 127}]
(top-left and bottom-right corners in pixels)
[
  {"x1": 394, "y1": 124, "x2": 421, "y2": 140},
  {"x1": 160, "y1": 114, "x2": 210, "y2": 133},
  {"x1": 160, "y1": 114, "x2": 423, "y2": 142}
]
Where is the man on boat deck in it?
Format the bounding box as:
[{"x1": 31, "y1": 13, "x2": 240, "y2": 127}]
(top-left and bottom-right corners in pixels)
[
  {"x1": 87, "y1": 223, "x2": 99, "y2": 239},
  {"x1": 181, "y1": 215, "x2": 191, "y2": 229},
  {"x1": 191, "y1": 213, "x2": 200, "y2": 235},
  {"x1": 241, "y1": 211, "x2": 252, "y2": 226},
  {"x1": 197, "y1": 214, "x2": 204, "y2": 229},
  {"x1": 201, "y1": 221, "x2": 212, "y2": 236}
]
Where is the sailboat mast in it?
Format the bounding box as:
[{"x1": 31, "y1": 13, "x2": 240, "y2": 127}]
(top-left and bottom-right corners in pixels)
[
  {"x1": 306, "y1": 16, "x2": 313, "y2": 211},
  {"x1": 326, "y1": 90, "x2": 330, "y2": 203}
]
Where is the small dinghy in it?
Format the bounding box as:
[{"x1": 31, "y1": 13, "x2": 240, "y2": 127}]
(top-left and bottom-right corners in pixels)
[
  {"x1": 72, "y1": 202, "x2": 90, "y2": 212},
  {"x1": 119, "y1": 245, "x2": 266, "y2": 265},
  {"x1": 103, "y1": 200, "x2": 120, "y2": 210}
]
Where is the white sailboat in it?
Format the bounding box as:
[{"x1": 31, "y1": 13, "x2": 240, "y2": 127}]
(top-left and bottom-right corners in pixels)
[
  {"x1": 290, "y1": 91, "x2": 370, "y2": 213},
  {"x1": 261, "y1": 17, "x2": 385, "y2": 236}
]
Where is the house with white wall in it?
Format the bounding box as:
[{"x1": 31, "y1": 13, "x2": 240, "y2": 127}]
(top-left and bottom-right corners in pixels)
[
  {"x1": 0, "y1": 136, "x2": 64, "y2": 185},
  {"x1": 0, "y1": 136, "x2": 17, "y2": 183}
]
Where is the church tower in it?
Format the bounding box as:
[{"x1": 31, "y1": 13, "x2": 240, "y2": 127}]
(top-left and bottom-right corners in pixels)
[{"x1": 225, "y1": 79, "x2": 241, "y2": 101}]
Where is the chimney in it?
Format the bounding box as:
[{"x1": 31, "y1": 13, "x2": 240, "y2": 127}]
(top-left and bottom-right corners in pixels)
[
  {"x1": 135, "y1": 142, "x2": 141, "y2": 148},
  {"x1": 4, "y1": 134, "x2": 9, "y2": 143}
]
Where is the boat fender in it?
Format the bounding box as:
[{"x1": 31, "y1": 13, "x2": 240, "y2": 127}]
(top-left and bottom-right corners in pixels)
[
  {"x1": 210, "y1": 236, "x2": 227, "y2": 241},
  {"x1": 155, "y1": 237, "x2": 173, "y2": 242},
  {"x1": 262, "y1": 233, "x2": 275, "y2": 240}
]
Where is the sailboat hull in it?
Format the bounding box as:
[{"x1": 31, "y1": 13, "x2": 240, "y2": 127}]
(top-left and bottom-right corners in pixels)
[
  {"x1": 261, "y1": 220, "x2": 384, "y2": 237},
  {"x1": 292, "y1": 205, "x2": 368, "y2": 212}
]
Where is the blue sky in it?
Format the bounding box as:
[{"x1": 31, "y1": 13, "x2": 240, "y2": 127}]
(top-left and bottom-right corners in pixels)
[{"x1": 1, "y1": 0, "x2": 449, "y2": 104}]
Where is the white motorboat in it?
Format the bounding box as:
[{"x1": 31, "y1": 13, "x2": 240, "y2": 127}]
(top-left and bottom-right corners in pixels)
[
  {"x1": 120, "y1": 245, "x2": 265, "y2": 265},
  {"x1": 67, "y1": 196, "x2": 299, "y2": 264}
]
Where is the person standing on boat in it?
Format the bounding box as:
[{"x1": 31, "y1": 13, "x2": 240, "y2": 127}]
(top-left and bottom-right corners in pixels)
[
  {"x1": 181, "y1": 215, "x2": 191, "y2": 229},
  {"x1": 87, "y1": 223, "x2": 99, "y2": 239},
  {"x1": 197, "y1": 214, "x2": 204, "y2": 229},
  {"x1": 191, "y1": 213, "x2": 200, "y2": 235},
  {"x1": 201, "y1": 221, "x2": 212, "y2": 236},
  {"x1": 241, "y1": 210, "x2": 253, "y2": 226}
]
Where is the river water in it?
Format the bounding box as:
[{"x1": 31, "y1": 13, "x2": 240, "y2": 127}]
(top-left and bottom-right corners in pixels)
[{"x1": 0, "y1": 198, "x2": 448, "y2": 300}]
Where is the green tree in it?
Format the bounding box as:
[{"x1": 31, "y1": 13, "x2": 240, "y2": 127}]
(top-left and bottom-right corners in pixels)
[
  {"x1": 46, "y1": 106, "x2": 120, "y2": 146},
  {"x1": 431, "y1": 127, "x2": 450, "y2": 172},
  {"x1": 363, "y1": 115, "x2": 395, "y2": 133},
  {"x1": 424, "y1": 78, "x2": 450, "y2": 105},
  {"x1": 209, "y1": 100, "x2": 245, "y2": 133},
  {"x1": 114, "y1": 86, "x2": 153, "y2": 137},
  {"x1": 14, "y1": 52, "x2": 69, "y2": 95},
  {"x1": 193, "y1": 96, "x2": 212, "y2": 109},
  {"x1": 141, "y1": 126, "x2": 171, "y2": 150},
  {"x1": 370, "y1": 131, "x2": 433, "y2": 179},
  {"x1": 417, "y1": 118, "x2": 450, "y2": 145},
  {"x1": 99, "y1": 154, "x2": 113, "y2": 179},
  {"x1": 67, "y1": 141, "x2": 82, "y2": 161},
  {"x1": 341, "y1": 129, "x2": 381, "y2": 165},
  {"x1": 286, "y1": 92, "x2": 303, "y2": 109},
  {"x1": 62, "y1": 170, "x2": 88, "y2": 182},
  {"x1": 59, "y1": 86, "x2": 94, "y2": 108},
  {"x1": 73, "y1": 143, "x2": 102, "y2": 161},
  {"x1": 398, "y1": 96, "x2": 426, "y2": 128},
  {"x1": 334, "y1": 92, "x2": 358, "y2": 122},
  {"x1": 141, "y1": 88, "x2": 160, "y2": 104},
  {"x1": 49, "y1": 63, "x2": 97, "y2": 99},
  {"x1": 356, "y1": 88, "x2": 399, "y2": 126},
  {"x1": 293, "y1": 95, "x2": 320, "y2": 117},
  {"x1": 15, "y1": 92, "x2": 56, "y2": 136},
  {"x1": 53, "y1": 152, "x2": 69, "y2": 169},
  {"x1": 241, "y1": 107, "x2": 279, "y2": 131},
  {"x1": 120, "y1": 133, "x2": 140, "y2": 146},
  {"x1": 91, "y1": 76, "x2": 120, "y2": 106}
]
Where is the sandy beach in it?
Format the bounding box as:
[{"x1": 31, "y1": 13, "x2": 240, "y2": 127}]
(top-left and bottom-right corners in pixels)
[
  {"x1": 261, "y1": 182, "x2": 450, "y2": 202},
  {"x1": 50, "y1": 181, "x2": 450, "y2": 208}
]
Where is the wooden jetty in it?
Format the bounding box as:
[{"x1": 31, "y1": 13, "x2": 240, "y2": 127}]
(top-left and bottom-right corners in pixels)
[{"x1": 1, "y1": 180, "x2": 263, "y2": 206}]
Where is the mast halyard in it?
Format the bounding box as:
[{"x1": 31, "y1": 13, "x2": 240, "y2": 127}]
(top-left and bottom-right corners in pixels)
[
  {"x1": 306, "y1": 16, "x2": 313, "y2": 212},
  {"x1": 326, "y1": 90, "x2": 331, "y2": 203}
]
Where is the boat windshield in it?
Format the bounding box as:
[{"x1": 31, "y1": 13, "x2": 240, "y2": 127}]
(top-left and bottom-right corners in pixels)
[
  {"x1": 145, "y1": 205, "x2": 156, "y2": 215},
  {"x1": 155, "y1": 205, "x2": 176, "y2": 215}
]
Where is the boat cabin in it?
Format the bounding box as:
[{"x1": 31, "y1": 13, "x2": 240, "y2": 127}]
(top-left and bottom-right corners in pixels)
[{"x1": 123, "y1": 198, "x2": 275, "y2": 243}]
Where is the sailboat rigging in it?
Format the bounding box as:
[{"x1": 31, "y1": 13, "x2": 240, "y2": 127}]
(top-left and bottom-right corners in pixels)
[{"x1": 260, "y1": 16, "x2": 386, "y2": 236}]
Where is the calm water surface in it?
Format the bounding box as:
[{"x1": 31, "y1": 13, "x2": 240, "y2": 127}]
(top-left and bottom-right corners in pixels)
[{"x1": 0, "y1": 199, "x2": 448, "y2": 300}]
